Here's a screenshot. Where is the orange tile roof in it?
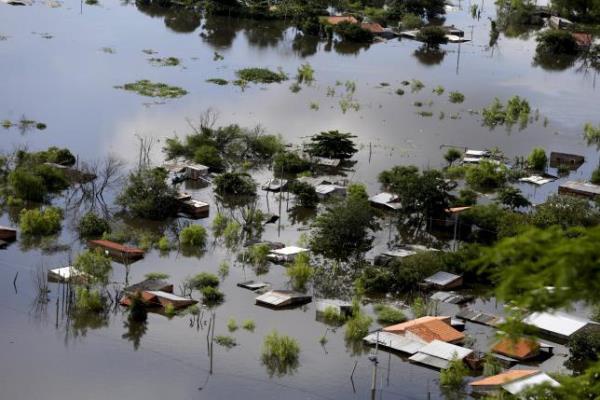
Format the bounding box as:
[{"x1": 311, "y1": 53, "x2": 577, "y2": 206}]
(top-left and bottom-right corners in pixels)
[
  {"x1": 326, "y1": 16, "x2": 358, "y2": 25},
  {"x1": 492, "y1": 338, "x2": 540, "y2": 360},
  {"x1": 572, "y1": 32, "x2": 592, "y2": 47},
  {"x1": 361, "y1": 22, "x2": 385, "y2": 34},
  {"x1": 470, "y1": 370, "x2": 539, "y2": 387},
  {"x1": 383, "y1": 316, "x2": 464, "y2": 343}
]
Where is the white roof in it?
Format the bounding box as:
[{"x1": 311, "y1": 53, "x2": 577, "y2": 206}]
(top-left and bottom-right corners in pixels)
[
  {"x1": 424, "y1": 271, "x2": 461, "y2": 286},
  {"x1": 408, "y1": 352, "x2": 451, "y2": 369},
  {"x1": 524, "y1": 312, "x2": 591, "y2": 338},
  {"x1": 364, "y1": 331, "x2": 425, "y2": 355},
  {"x1": 315, "y1": 184, "x2": 345, "y2": 195},
  {"x1": 414, "y1": 339, "x2": 472, "y2": 361},
  {"x1": 186, "y1": 164, "x2": 209, "y2": 171},
  {"x1": 146, "y1": 291, "x2": 190, "y2": 302},
  {"x1": 270, "y1": 246, "x2": 308, "y2": 256},
  {"x1": 465, "y1": 149, "x2": 489, "y2": 157},
  {"x1": 316, "y1": 299, "x2": 352, "y2": 312},
  {"x1": 314, "y1": 157, "x2": 341, "y2": 167},
  {"x1": 185, "y1": 199, "x2": 209, "y2": 208},
  {"x1": 256, "y1": 290, "x2": 292, "y2": 305},
  {"x1": 520, "y1": 175, "x2": 555, "y2": 185},
  {"x1": 48, "y1": 266, "x2": 87, "y2": 280},
  {"x1": 369, "y1": 192, "x2": 402, "y2": 210},
  {"x1": 383, "y1": 245, "x2": 437, "y2": 259},
  {"x1": 502, "y1": 372, "x2": 560, "y2": 395}
]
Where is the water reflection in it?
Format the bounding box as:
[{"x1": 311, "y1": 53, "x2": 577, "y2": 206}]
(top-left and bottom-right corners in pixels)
[
  {"x1": 136, "y1": 0, "x2": 201, "y2": 33},
  {"x1": 533, "y1": 52, "x2": 578, "y2": 71},
  {"x1": 413, "y1": 44, "x2": 447, "y2": 66},
  {"x1": 122, "y1": 318, "x2": 148, "y2": 350}
]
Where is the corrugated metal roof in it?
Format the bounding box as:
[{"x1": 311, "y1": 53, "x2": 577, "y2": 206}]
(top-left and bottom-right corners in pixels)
[
  {"x1": 146, "y1": 291, "x2": 190, "y2": 302},
  {"x1": 559, "y1": 181, "x2": 600, "y2": 195},
  {"x1": 470, "y1": 370, "x2": 539, "y2": 387},
  {"x1": 369, "y1": 192, "x2": 402, "y2": 210},
  {"x1": 492, "y1": 338, "x2": 539, "y2": 360},
  {"x1": 270, "y1": 246, "x2": 308, "y2": 256},
  {"x1": 502, "y1": 372, "x2": 560, "y2": 395},
  {"x1": 415, "y1": 340, "x2": 472, "y2": 360},
  {"x1": 524, "y1": 312, "x2": 591, "y2": 338},
  {"x1": 424, "y1": 271, "x2": 461, "y2": 286},
  {"x1": 408, "y1": 353, "x2": 450, "y2": 369},
  {"x1": 363, "y1": 331, "x2": 425, "y2": 355}
]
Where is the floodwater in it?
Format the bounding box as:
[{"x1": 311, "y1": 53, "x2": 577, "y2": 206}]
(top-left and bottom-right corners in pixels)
[{"x1": 0, "y1": 0, "x2": 597, "y2": 399}]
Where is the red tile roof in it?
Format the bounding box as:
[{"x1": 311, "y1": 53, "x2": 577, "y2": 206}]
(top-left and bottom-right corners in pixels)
[
  {"x1": 470, "y1": 370, "x2": 539, "y2": 387},
  {"x1": 361, "y1": 22, "x2": 385, "y2": 34},
  {"x1": 383, "y1": 316, "x2": 464, "y2": 343},
  {"x1": 326, "y1": 16, "x2": 358, "y2": 25},
  {"x1": 492, "y1": 338, "x2": 540, "y2": 360},
  {"x1": 572, "y1": 32, "x2": 592, "y2": 47},
  {"x1": 89, "y1": 239, "x2": 144, "y2": 256}
]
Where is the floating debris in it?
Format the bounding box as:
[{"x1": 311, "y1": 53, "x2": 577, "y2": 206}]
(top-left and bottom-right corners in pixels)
[
  {"x1": 115, "y1": 80, "x2": 187, "y2": 98},
  {"x1": 148, "y1": 57, "x2": 180, "y2": 67}
]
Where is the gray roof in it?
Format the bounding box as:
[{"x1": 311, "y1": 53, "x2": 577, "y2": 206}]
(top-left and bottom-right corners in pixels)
[
  {"x1": 364, "y1": 331, "x2": 425, "y2": 355},
  {"x1": 412, "y1": 339, "x2": 472, "y2": 361},
  {"x1": 408, "y1": 352, "x2": 451, "y2": 369},
  {"x1": 560, "y1": 181, "x2": 600, "y2": 196},
  {"x1": 502, "y1": 372, "x2": 560, "y2": 395},
  {"x1": 424, "y1": 271, "x2": 461, "y2": 286},
  {"x1": 524, "y1": 312, "x2": 592, "y2": 338}
]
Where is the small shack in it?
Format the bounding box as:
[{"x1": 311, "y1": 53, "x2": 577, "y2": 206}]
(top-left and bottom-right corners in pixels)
[
  {"x1": 315, "y1": 184, "x2": 346, "y2": 199},
  {"x1": 456, "y1": 308, "x2": 504, "y2": 327},
  {"x1": 369, "y1": 192, "x2": 402, "y2": 210},
  {"x1": 470, "y1": 370, "x2": 559, "y2": 396},
  {"x1": 375, "y1": 245, "x2": 438, "y2": 265},
  {"x1": 549, "y1": 15, "x2": 573, "y2": 29},
  {"x1": 180, "y1": 199, "x2": 210, "y2": 219},
  {"x1": 313, "y1": 156, "x2": 341, "y2": 168},
  {"x1": 549, "y1": 152, "x2": 584, "y2": 170},
  {"x1": 423, "y1": 271, "x2": 463, "y2": 289},
  {"x1": 268, "y1": 246, "x2": 309, "y2": 263},
  {"x1": 89, "y1": 239, "x2": 145, "y2": 262},
  {"x1": 120, "y1": 279, "x2": 196, "y2": 310},
  {"x1": 408, "y1": 340, "x2": 473, "y2": 370},
  {"x1": 462, "y1": 149, "x2": 491, "y2": 164},
  {"x1": 0, "y1": 226, "x2": 17, "y2": 242},
  {"x1": 364, "y1": 331, "x2": 426, "y2": 355},
  {"x1": 123, "y1": 279, "x2": 173, "y2": 294},
  {"x1": 255, "y1": 290, "x2": 312, "y2": 308},
  {"x1": 237, "y1": 280, "x2": 269, "y2": 291},
  {"x1": 430, "y1": 291, "x2": 472, "y2": 304},
  {"x1": 524, "y1": 311, "x2": 594, "y2": 340},
  {"x1": 383, "y1": 316, "x2": 465, "y2": 344},
  {"x1": 559, "y1": 181, "x2": 600, "y2": 199},
  {"x1": 315, "y1": 299, "x2": 353, "y2": 318},
  {"x1": 262, "y1": 178, "x2": 288, "y2": 192},
  {"x1": 47, "y1": 266, "x2": 90, "y2": 283}
]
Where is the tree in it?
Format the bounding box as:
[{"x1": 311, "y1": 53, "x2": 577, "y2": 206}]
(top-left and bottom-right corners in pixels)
[
  {"x1": 536, "y1": 30, "x2": 579, "y2": 56},
  {"x1": 286, "y1": 252, "x2": 314, "y2": 291},
  {"x1": 194, "y1": 144, "x2": 224, "y2": 171},
  {"x1": 273, "y1": 152, "x2": 311, "y2": 174},
  {"x1": 416, "y1": 26, "x2": 448, "y2": 46},
  {"x1": 439, "y1": 355, "x2": 468, "y2": 388},
  {"x1": 73, "y1": 249, "x2": 112, "y2": 284},
  {"x1": 214, "y1": 172, "x2": 257, "y2": 196},
  {"x1": 116, "y1": 167, "x2": 178, "y2": 220},
  {"x1": 289, "y1": 181, "x2": 319, "y2": 208},
  {"x1": 566, "y1": 328, "x2": 600, "y2": 372},
  {"x1": 465, "y1": 161, "x2": 507, "y2": 191},
  {"x1": 531, "y1": 194, "x2": 599, "y2": 229},
  {"x1": 496, "y1": 186, "x2": 531, "y2": 210},
  {"x1": 333, "y1": 22, "x2": 374, "y2": 42},
  {"x1": 527, "y1": 147, "x2": 548, "y2": 171},
  {"x1": 461, "y1": 204, "x2": 528, "y2": 242},
  {"x1": 78, "y1": 212, "x2": 111, "y2": 238},
  {"x1": 179, "y1": 225, "x2": 207, "y2": 248},
  {"x1": 19, "y1": 207, "x2": 63, "y2": 236},
  {"x1": 444, "y1": 148, "x2": 462, "y2": 166},
  {"x1": 307, "y1": 130, "x2": 358, "y2": 160},
  {"x1": 310, "y1": 192, "x2": 378, "y2": 262}
]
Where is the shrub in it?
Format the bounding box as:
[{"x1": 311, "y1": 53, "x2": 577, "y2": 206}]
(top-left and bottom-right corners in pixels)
[
  {"x1": 566, "y1": 328, "x2": 600, "y2": 372},
  {"x1": 448, "y1": 91, "x2": 465, "y2": 103},
  {"x1": 236, "y1": 68, "x2": 288, "y2": 83},
  {"x1": 19, "y1": 207, "x2": 63, "y2": 235},
  {"x1": 117, "y1": 80, "x2": 187, "y2": 98},
  {"x1": 144, "y1": 272, "x2": 169, "y2": 280},
  {"x1": 289, "y1": 181, "x2": 319, "y2": 208},
  {"x1": 444, "y1": 148, "x2": 462, "y2": 166},
  {"x1": 116, "y1": 167, "x2": 178, "y2": 220},
  {"x1": 411, "y1": 297, "x2": 428, "y2": 318},
  {"x1": 214, "y1": 172, "x2": 256, "y2": 196},
  {"x1": 440, "y1": 355, "x2": 468, "y2": 388},
  {"x1": 261, "y1": 330, "x2": 300, "y2": 376},
  {"x1": 497, "y1": 186, "x2": 531, "y2": 210},
  {"x1": 78, "y1": 212, "x2": 110, "y2": 238},
  {"x1": 223, "y1": 221, "x2": 242, "y2": 249},
  {"x1": 8, "y1": 168, "x2": 47, "y2": 202},
  {"x1": 321, "y1": 306, "x2": 347, "y2": 325},
  {"x1": 194, "y1": 145, "x2": 224, "y2": 171},
  {"x1": 273, "y1": 152, "x2": 311, "y2": 175},
  {"x1": 401, "y1": 13, "x2": 423, "y2": 30},
  {"x1": 74, "y1": 287, "x2": 104, "y2": 312},
  {"x1": 227, "y1": 318, "x2": 238, "y2": 332},
  {"x1": 296, "y1": 63, "x2": 315, "y2": 84},
  {"x1": 212, "y1": 213, "x2": 230, "y2": 237},
  {"x1": 345, "y1": 312, "x2": 373, "y2": 341},
  {"x1": 453, "y1": 188, "x2": 478, "y2": 206},
  {"x1": 482, "y1": 96, "x2": 530, "y2": 127},
  {"x1": 465, "y1": 161, "x2": 507, "y2": 191},
  {"x1": 157, "y1": 236, "x2": 171, "y2": 251},
  {"x1": 286, "y1": 252, "x2": 314, "y2": 291},
  {"x1": 373, "y1": 304, "x2": 407, "y2": 325},
  {"x1": 191, "y1": 272, "x2": 220, "y2": 290},
  {"x1": 482, "y1": 353, "x2": 503, "y2": 376},
  {"x1": 527, "y1": 147, "x2": 547, "y2": 171},
  {"x1": 334, "y1": 21, "x2": 374, "y2": 42},
  {"x1": 164, "y1": 303, "x2": 176, "y2": 317},
  {"x1": 536, "y1": 30, "x2": 578, "y2": 55},
  {"x1": 416, "y1": 26, "x2": 448, "y2": 45},
  {"x1": 218, "y1": 261, "x2": 230, "y2": 279},
  {"x1": 307, "y1": 130, "x2": 358, "y2": 160},
  {"x1": 73, "y1": 249, "x2": 112, "y2": 283},
  {"x1": 242, "y1": 319, "x2": 256, "y2": 331},
  {"x1": 179, "y1": 225, "x2": 207, "y2": 248}
]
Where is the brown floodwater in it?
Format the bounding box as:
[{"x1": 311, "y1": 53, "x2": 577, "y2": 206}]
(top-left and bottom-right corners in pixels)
[{"x1": 0, "y1": 0, "x2": 598, "y2": 399}]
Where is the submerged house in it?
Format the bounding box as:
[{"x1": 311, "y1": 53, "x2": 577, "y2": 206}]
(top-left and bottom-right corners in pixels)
[
  {"x1": 369, "y1": 192, "x2": 402, "y2": 210},
  {"x1": 524, "y1": 311, "x2": 595, "y2": 340},
  {"x1": 315, "y1": 299, "x2": 353, "y2": 318},
  {"x1": 375, "y1": 244, "x2": 438, "y2": 265},
  {"x1": 164, "y1": 162, "x2": 209, "y2": 182},
  {"x1": 262, "y1": 178, "x2": 288, "y2": 192},
  {"x1": 255, "y1": 290, "x2": 312, "y2": 308},
  {"x1": 325, "y1": 15, "x2": 359, "y2": 25},
  {"x1": 88, "y1": 239, "x2": 145, "y2": 262},
  {"x1": 408, "y1": 340, "x2": 473, "y2": 370},
  {"x1": 180, "y1": 199, "x2": 210, "y2": 218},
  {"x1": 491, "y1": 338, "x2": 541, "y2": 361},
  {"x1": 559, "y1": 181, "x2": 600, "y2": 199},
  {"x1": 120, "y1": 279, "x2": 197, "y2": 310},
  {"x1": 549, "y1": 152, "x2": 584, "y2": 170},
  {"x1": 48, "y1": 266, "x2": 90, "y2": 283},
  {"x1": 268, "y1": 246, "x2": 309, "y2": 263},
  {"x1": 0, "y1": 226, "x2": 17, "y2": 242},
  {"x1": 470, "y1": 370, "x2": 559, "y2": 396},
  {"x1": 422, "y1": 271, "x2": 463, "y2": 290}
]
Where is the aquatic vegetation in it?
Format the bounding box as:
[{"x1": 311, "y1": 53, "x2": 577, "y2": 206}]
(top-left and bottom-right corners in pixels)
[
  {"x1": 584, "y1": 123, "x2": 600, "y2": 146},
  {"x1": 296, "y1": 63, "x2": 315, "y2": 84},
  {"x1": 448, "y1": 91, "x2": 465, "y2": 103},
  {"x1": 101, "y1": 47, "x2": 115, "y2": 54},
  {"x1": 470, "y1": 3, "x2": 479, "y2": 18},
  {"x1": 286, "y1": 252, "x2": 314, "y2": 291},
  {"x1": 413, "y1": 101, "x2": 423, "y2": 107},
  {"x1": 19, "y1": 207, "x2": 63, "y2": 236},
  {"x1": 339, "y1": 97, "x2": 360, "y2": 113},
  {"x1": 148, "y1": 57, "x2": 180, "y2": 67},
  {"x1": 179, "y1": 225, "x2": 207, "y2": 248},
  {"x1": 142, "y1": 49, "x2": 156, "y2": 55},
  {"x1": 164, "y1": 303, "x2": 176, "y2": 317},
  {"x1": 411, "y1": 79, "x2": 425, "y2": 92},
  {"x1": 345, "y1": 80, "x2": 356, "y2": 94},
  {"x1": 321, "y1": 306, "x2": 347, "y2": 325},
  {"x1": 227, "y1": 318, "x2": 238, "y2": 332},
  {"x1": 85, "y1": 0, "x2": 98, "y2": 5},
  {"x1": 236, "y1": 67, "x2": 287, "y2": 84},
  {"x1": 433, "y1": 85, "x2": 445, "y2": 95},
  {"x1": 273, "y1": 151, "x2": 311, "y2": 174},
  {"x1": 261, "y1": 330, "x2": 300, "y2": 377},
  {"x1": 242, "y1": 319, "x2": 255, "y2": 332},
  {"x1": 214, "y1": 172, "x2": 257, "y2": 196},
  {"x1": 206, "y1": 78, "x2": 229, "y2": 85},
  {"x1": 213, "y1": 52, "x2": 224, "y2": 61},
  {"x1": 214, "y1": 335, "x2": 237, "y2": 348},
  {"x1": 395, "y1": 88, "x2": 405, "y2": 95},
  {"x1": 212, "y1": 213, "x2": 229, "y2": 237},
  {"x1": 157, "y1": 235, "x2": 171, "y2": 251},
  {"x1": 201, "y1": 286, "x2": 224, "y2": 305},
  {"x1": 417, "y1": 111, "x2": 433, "y2": 117},
  {"x1": 482, "y1": 96, "x2": 530, "y2": 127},
  {"x1": 345, "y1": 311, "x2": 372, "y2": 341},
  {"x1": 77, "y1": 212, "x2": 110, "y2": 238},
  {"x1": 310, "y1": 102, "x2": 319, "y2": 111},
  {"x1": 117, "y1": 167, "x2": 179, "y2": 220},
  {"x1": 289, "y1": 82, "x2": 301, "y2": 93},
  {"x1": 223, "y1": 220, "x2": 242, "y2": 249},
  {"x1": 218, "y1": 261, "x2": 230, "y2": 279},
  {"x1": 115, "y1": 80, "x2": 187, "y2": 98},
  {"x1": 373, "y1": 304, "x2": 407, "y2": 324},
  {"x1": 289, "y1": 181, "x2": 318, "y2": 208},
  {"x1": 401, "y1": 13, "x2": 423, "y2": 30},
  {"x1": 326, "y1": 87, "x2": 336, "y2": 97},
  {"x1": 439, "y1": 355, "x2": 468, "y2": 388}
]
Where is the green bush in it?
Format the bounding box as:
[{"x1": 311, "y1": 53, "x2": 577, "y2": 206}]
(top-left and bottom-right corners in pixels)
[
  {"x1": 74, "y1": 287, "x2": 105, "y2": 312},
  {"x1": 440, "y1": 355, "x2": 468, "y2": 388},
  {"x1": 211, "y1": 213, "x2": 230, "y2": 237},
  {"x1": 592, "y1": 167, "x2": 600, "y2": 184},
  {"x1": 321, "y1": 306, "x2": 347, "y2": 325},
  {"x1": 536, "y1": 30, "x2": 579, "y2": 55},
  {"x1": 416, "y1": 26, "x2": 448, "y2": 45},
  {"x1": 8, "y1": 168, "x2": 47, "y2": 202},
  {"x1": 401, "y1": 13, "x2": 423, "y2": 30},
  {"x1": 307, "y1": 130, "x2": 358, "y2": 160},
  {"x1": 214, "y1": 172, "x2": 256, "y2": 196},
  {"x1": 527, "y1": 147, "x2": 547, "y2": 171},
  {"x1": 273, "y1": 152, "x2": 311, "y2": 174},
  {"x1": 289, "y1": 181, "x2": 319, "y2": 208},
  {"x1": 454, "y1": 188, "x2": 478, "y2": 206},
  {"x1": 345, "y1": 312, "x2": 373, "y2": 341},
  {"x1": 73, "y1": 249, "x2": 112, "y2": 284},
  {"x1": 465, "y1": 161, "x2": 507, "y2": 191},
  {"x1": 227, "y1": 318, "x2": 238, "y2": 332},
  {"x1": 261, "y1": 330, "x2": 300, "y2": 376},
  {"x1": 286, "y1": 252, "x2": 314, "y2": 291},
  {"x1": 194, "y1": 144, "x2": 224, "y2": 171},
  {"x1": 78, "y1": 212, "x2": 110, "y2": 238},
  {"x1": 334, "y1": 21, "x2": 374, "y2": 42},
  {"x1": 116, "y1": 167, "x2": 178, "y2": 220},
  {"x1": 201, "y1": 286, "x2": 224, "y2": 304},
  {"x1": 19, "y1": 207, "x2": 63, "y2": 235},
  {"x1": 242, "y1": 319, "x2": 256, "y2": 331},
  {"x1": 214, "y1": 335, "x2": 237, "y2": 348},
  {"x1": 448, "y1": 91, "x2": 465, "y2": 103},
  {"x1": 444, "y1": 148, "x2": 462, "y2": 165},
  {"x1": 191, "y1": 272, "x2": 219, "y2": 290},
  {"x1": 157, "y1": 235, "x2": 171, "y2": 251},
  {"x1": 179, "y1": 225, "x2": 207, "y2": 248},
  {"x1": 373, "y1": 304, "x2": 407, "y2": 325}
]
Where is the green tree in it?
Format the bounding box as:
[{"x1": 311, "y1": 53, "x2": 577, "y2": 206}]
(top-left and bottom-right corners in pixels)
[
  {"x1": 440, "y1": 355, "x2": 468, "y2": 388},
  {"x1": 465, "y1": 161, "x2": 507, "y2": 191},
  {"x1": 73, "y1": 249, "x2": 112, "y2": 284},
  {"x1": 19, "y1": 207, "x2": 63, "y2": 235},
  {"x1": 333, "y1": 22, "x2": 374, "y2": 42},
  {"x1": 536, "y1": 30, "x2": 579, "y2": 55},
  {"x1": 289, "y1": 181, "x2": 319, "y2": 208},
  {"x1": 496, "y1": 186, "x2": 531, "y2": 210},
  {"x1": 307, "y1": 130, "x2": 358, "y2": 160},
  {"x1": 416, "y1": 26, "x2": 448, "y2": 46},
  {"x1": 273, "y1": 152, "x2": 311, "y2": 174},
  {"x1": 78, "y1": 212, "x2": 111, "y2": 238},
  {"x1": 286, "y1": 252, "x2": 314, "y2": 291},
  {"x1": 531, "y1": 194, "x2": 599, "y2": 229},
  {"x1": 179, "y1": 225, "x2": 207, "y2": 248},
  {"x1": 116, "y1": 167, "x2": 178, "y2": 220},
  {"x1": 194, "y1": 144, "x2": 224, "y2": 171},
  {"x1": 527, "y1": 147, "x2": 548, "y2": 171},
  {"x1": 566, "y1": 328, "x2": 600, "y2": 373},
  {"x1": 214, "y1": 172, "x2": 257, "y2": 196},
  {"x1": 444, "y1": 148, "x2": 462, "y2": 166}
]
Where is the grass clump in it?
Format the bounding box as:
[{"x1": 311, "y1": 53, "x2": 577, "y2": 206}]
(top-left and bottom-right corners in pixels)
[
  {"x1": 321, "y1": 306, "x2": 347, "y2": 325},
  {"x1": 191, "y1": 272, "x2": 220, "y2": 289},
  {"x1": 482, "y1": 96, "x2": 530, "y2": 128},
  {"x1": 214, "y1": 335, "x2": 237, "y2": 348},
  {"x1": 74, "y1": 287, "x2": 104, "y2": 312},
  {"x1": 242, "y1": 319, "x2": 256, "y2": 332},
  {"x1": 157, "y1": 235, "x2": 171, "y2": 251},
  {"x1": 164, "y1": 303, "x2": 176, "y2": 317},
  {"x1": 345, "y1": 312, "x2": 372, "y2": 341},
  {"x1": 418, "y1": 111, "x2": 434, "y2": 117},
  {"x1": 433, "y1": 85, "x2": 445, "y2": 95},
  {"x1": 227, "y1": 318, "x2": 238, "y2": 332},
  {"x1": 373, "y1": 304, "x2": 407, "y2": 325},
  {"x1": 179, "y1": 225, "x2": 207, "y2": 248},
  {"x1": 440, "y1": 355, "x2": 468, "y2": 388},
  {"x1": 116, "y1": 80, "x2": 187, "y2": 98},
  {"x1": 411, "y1": 79, "x2": 425, "y2": 92},
  {"x1": 449, "y1": 91, "x2": 465, "y2": 103},
  {"x1": 218, "y1": 260, "x2": 230, "y2": 279},
  {"x1": 261, "y1": 330, "x2": 300, "y2": 377},
  {"x1": 236, "y1": 68, "x2": 287, "y2": 84},
  {"x1": 206, "y1": 78, "x2": 229, "y2": 85},
  {"x1": 296, "y1": 63, "x2": 315, "y2": 84},
  {"x1": 396, "y1": 88, "x2": 405, "y2": 95}
]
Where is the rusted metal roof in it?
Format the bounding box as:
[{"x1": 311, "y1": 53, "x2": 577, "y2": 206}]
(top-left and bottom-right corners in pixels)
[
  {"x1": 470, "y1": 370, "x2": 539, "y2": 387},
  {"x1": 492, "y1": 338, "x2": 540, "y2": 360}
]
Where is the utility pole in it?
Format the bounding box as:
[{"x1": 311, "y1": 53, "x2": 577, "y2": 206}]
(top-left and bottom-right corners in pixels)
[{"x1": 370, "y1": 331, "x2": 380, "y2": 400}]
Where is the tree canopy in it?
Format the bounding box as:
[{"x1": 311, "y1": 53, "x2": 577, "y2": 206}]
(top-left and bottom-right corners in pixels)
[{"x1": 306, "y1": 130, "x2": 358, "y2": 160}]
